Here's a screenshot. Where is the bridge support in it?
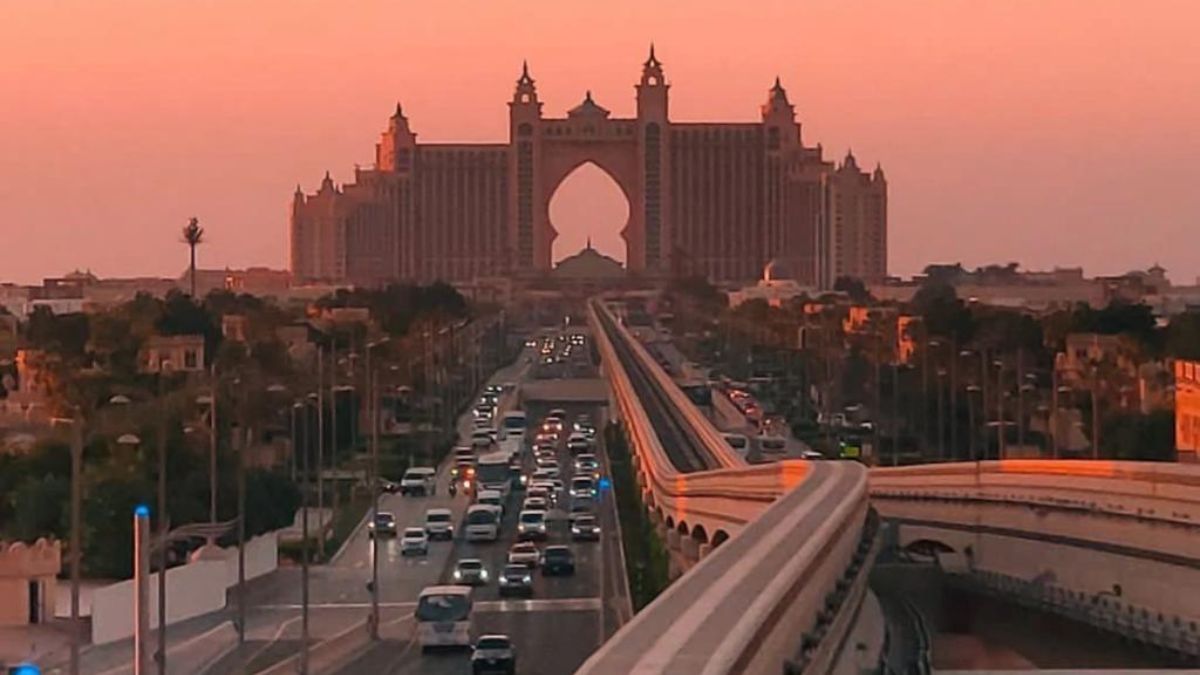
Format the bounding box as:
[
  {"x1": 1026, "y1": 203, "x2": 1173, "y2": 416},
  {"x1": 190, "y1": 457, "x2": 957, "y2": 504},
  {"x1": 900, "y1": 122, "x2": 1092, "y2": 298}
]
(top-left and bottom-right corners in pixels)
[
  {"x1": 698, "y1": 543, "x2": 712, "y2": 560},
  {"x1": 680, "y1": 536, "x2": 701, "y2": 569}
]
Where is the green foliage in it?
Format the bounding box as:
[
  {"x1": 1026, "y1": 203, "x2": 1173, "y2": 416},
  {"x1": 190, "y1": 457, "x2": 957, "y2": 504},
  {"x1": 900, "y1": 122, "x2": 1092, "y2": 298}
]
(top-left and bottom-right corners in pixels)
[
  {"x1": 24, "y1": 307, "x2": 90, "y2": 361},
  {"x1": 7, "y1": 474, "x2": 69, "y2": 541},
  {"x1": 83, "y1": 474, "x2": 154, "y2": 578},
  {"x1": 912, "y1": 281, "x2": 975, "y2": 342},
  {"x1": 158, "y1": 290, "x2": 222, "y2": 363},
  {"x1": 1065, "y1": 300, "x2": 1161, "y2": 356},
  {"x1": 834, "y1": 276, "x2": 872, "y2": 304},
  {"x1": 1101, "y1": 410, "x2": 1175, "y2": 462},
  {"x1": 1165, "y1": 311, "x2": 1200, "y2": 360},
  {"x1": 605, "y1": 421, "x2": 670, "y2": 609},
  {"x1": 315, "y1": 283, "x2": 469, "y2": 336}
]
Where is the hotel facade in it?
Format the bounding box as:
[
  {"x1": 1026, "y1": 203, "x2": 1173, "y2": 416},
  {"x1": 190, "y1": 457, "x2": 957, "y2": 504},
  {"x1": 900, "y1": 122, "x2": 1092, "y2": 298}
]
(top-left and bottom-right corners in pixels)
[{"x1": 290, "y1": 49, "x2": 887, "y2": 288}]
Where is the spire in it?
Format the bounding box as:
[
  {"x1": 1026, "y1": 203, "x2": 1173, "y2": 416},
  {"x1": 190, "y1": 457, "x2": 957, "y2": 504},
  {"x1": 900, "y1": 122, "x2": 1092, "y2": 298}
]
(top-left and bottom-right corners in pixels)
[
  {"x1": 645, "y1": 42, "x2": 661, "y2": 68},
  {"x1": 294, "y1": 183, "x2": 303, "y2": 196},
  {"x1": 513, "y1": 60, "x2": 538, "y2": 105},
  {"x1": 586, "y1": 236, "x2": 593, "y2": 250},
  {"x1": 319, "y1": 170, "x2": 335, "y2": 193},
  {"x1": 773, "y1": 75, "x2": 782, "y2": 90},
  {"x1": 843, "y1": 149, "x2": 858, "y2": 170},
  {"x1": 392, "y1": 102, "x2": 404, "y2": 119},
  {"x1": 873, "y1": 162, "x2": 885, "y2": 181}
]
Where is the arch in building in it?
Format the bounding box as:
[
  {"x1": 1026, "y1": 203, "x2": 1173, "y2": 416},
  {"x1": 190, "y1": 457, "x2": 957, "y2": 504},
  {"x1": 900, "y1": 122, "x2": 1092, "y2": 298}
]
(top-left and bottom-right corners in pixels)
[
  {"x1": 548, "y1": 162, "x2": 631, "y2": 264},
  {"x1": 711, "y1": 530, "x2": 731, "y2": 548},
  {"x1": 539, "y1": 135, "x2": 643, "y2": 271},
  {"x1": 690, "y1": 524, "x2": 709, "y2": 544}
]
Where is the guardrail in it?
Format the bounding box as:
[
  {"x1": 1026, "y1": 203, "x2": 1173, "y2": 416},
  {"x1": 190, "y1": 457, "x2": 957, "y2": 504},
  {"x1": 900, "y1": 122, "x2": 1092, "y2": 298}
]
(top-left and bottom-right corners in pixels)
[
  {"x1": 870, "y1": 460, "x2": 1200, "y2": 528},
  {"x1": 583, "y1": 298, "x2": 872, "y2": 674}
]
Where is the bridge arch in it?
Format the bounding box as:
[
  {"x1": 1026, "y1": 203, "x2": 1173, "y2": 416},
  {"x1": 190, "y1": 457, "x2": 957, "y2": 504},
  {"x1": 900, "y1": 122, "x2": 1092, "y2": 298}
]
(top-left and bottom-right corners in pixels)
[
  {"x1": 711, "y1": 530, "x2": 731, "y2": 548},
  {"x1": 690, "y1": 524, "x2": 709, "y2": 544}
]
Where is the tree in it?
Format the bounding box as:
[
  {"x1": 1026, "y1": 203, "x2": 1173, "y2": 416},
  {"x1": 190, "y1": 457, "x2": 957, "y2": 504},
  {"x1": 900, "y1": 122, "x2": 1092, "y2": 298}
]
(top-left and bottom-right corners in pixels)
[
  {"x1": 1166, "y1": 311, "x2": 1200, "y2": 360},
  {"x1": 912, "y1": 281, "x2": 975, "y2": 342},
  {"x1": 834, "y1": 276, "x2": 872, "y2": 304},
  {"x1": 7, "y1": 474, "x2": 69, "y2": 541},
  {"x1": 181, "y1": 217, "x2": 205, "y2": 297}
]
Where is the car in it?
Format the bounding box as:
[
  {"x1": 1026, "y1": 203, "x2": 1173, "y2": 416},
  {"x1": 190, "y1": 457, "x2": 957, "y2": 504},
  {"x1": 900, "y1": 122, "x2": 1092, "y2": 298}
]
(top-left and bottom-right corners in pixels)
[
  {"x1": 471, "y1": 430, "x2": 496, "y2": 450},
  {"x1": 368, "y1": 512, "x2": 397, "y2": 537},
  {"x1": 508, "y1": 541, "x2": 540, "y2": 567},
  {"x1": 471, "y1": 634, "x2": 516, "y2": 675},
  {"x1": 568, "y1": 499, "x2": 594, "y2": 523},
  {"x1": 574, "y1": 455, "x2": 600, "y2": 478},
  {"x1": 540, "y1": 545, "x2": 576, "y2": 576},
  {"x1": 800, "y1": 449, "x2": 825, "y2": 460},
  {"x1": 535, "y1": 455, "x2": 559, "y2": 470},
  {"x1": 571, "y1": 514, "x2": 601, "y2": 541},
  {"x1": 473, "y1": 404, "x2": 494, "y2": 420},
  {"x1": 400, "y1": 527, "x2": 429, "y2": 556},
  {"x1": 452, "y1": 558, "x2": 490, "y2": 586},
  {"x1": 566, "y1": 432, "x2": 591, "y2": 454},
  {"x1": 400, "y1": 467, "x2": 437, "y2": 496},
  {"x1": 547, "y1": 408, "x2": 567, "y2": 421},
  {"x1": 475, "y1": 489, "x2": 505, "y2": 517},
  {"x1": 522, "y1": 496, "x2": 549, "y2": 512},
  {"x1": 570, "y1": 477, "x2": 596, "y2": 500},
  {"x1": 380, "y1": 479, "x2": 401, "y2": 494},
  {"x1": 424, "y1": 508, "x2": 454, "y2": 540},
  {"x1": 497, "y1": 564, "x2": 534, "y2": 597},
  {"x1": 516, "y1": 510, "x2": 548, "y2": 540},
  {"x1": 485, "y1": 384, "x2": 503, "y2": 396}
]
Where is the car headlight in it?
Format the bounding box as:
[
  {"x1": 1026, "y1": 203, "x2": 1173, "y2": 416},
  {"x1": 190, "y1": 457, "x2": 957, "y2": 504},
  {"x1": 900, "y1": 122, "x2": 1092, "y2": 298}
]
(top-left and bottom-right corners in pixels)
[
  {"x1": 480, "y1": 569, "x2": 489, "y2": 580},
  {"x1": 523, "y1": 575, "x2": 532, "y2": 584},
  {"x1": 453, "y1": 570, "x2": 462, "y2": 579},
  {"x1": 571, "y1": 526, "x2": 580, "y2": 534},
  {"x1": 499, "y1": 576, "x2": 509, "y2": 584}
]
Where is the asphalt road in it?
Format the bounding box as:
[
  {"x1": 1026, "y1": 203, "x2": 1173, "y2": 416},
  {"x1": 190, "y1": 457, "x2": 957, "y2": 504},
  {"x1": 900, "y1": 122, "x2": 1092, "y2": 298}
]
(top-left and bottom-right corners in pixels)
[{"x1": 330, "y1": 396, "x2": 628, "y2": 675}]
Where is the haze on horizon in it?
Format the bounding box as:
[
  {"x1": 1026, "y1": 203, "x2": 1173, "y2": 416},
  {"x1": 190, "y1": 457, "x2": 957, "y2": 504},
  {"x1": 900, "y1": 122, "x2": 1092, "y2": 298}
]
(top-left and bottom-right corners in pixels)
[{"x1": 2, "y1": 0, "x2": 1198, "y2": 285}]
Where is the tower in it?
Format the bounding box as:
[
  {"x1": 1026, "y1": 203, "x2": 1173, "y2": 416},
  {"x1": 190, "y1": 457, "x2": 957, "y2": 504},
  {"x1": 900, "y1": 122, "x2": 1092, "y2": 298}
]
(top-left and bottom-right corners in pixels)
[
  {"x1": 637, "y1": 45, "x2": 669, "y2": 272},
  {"x1": 376, "y1": 103, "x2": 416, "y2": 174},
  {"x1": 509, "y1": 61, "x2": 543, "y2": 271},
  {"x1": 761, "y1": 77, "x2": 799, "y2": 149}
]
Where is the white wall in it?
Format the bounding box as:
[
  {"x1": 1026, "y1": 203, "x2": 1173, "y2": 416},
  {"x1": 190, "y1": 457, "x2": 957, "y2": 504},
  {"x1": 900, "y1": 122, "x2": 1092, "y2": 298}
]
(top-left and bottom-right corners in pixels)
[
  {"x1": 224, "y1": 532, "x2": 278, "y2": 588},
  {"x1": 92, "y1": 560, "x2": 227, "y2": 645},
  {"x1": 91, "y1": 531, "x2": 281, "y2": 645}
]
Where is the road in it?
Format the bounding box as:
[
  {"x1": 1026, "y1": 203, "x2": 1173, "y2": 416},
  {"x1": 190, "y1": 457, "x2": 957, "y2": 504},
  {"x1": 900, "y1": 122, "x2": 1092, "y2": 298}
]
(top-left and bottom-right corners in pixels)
[{"x1": 330, "y1": 345, "x2": 628, "y2": 674}]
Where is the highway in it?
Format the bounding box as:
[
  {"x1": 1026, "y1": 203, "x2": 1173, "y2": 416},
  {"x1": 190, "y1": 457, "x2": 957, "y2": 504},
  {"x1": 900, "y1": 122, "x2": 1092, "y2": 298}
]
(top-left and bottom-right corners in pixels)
[{"x1": 327, "y1": 339, "x2": 629, "y2": 674}]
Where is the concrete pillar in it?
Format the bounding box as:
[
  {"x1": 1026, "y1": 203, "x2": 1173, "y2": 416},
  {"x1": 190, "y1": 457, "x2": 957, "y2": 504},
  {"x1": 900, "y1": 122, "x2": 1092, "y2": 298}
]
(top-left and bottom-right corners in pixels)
[
  {"x1": 666, "y1": 529, "x2": 681, "y2": 551},
  {"x1": 681, "y1": 536, "x2": 700, "y2": 567},
  {"x1": 698, "y1": 543, "x2": 713, "y2": 560}
]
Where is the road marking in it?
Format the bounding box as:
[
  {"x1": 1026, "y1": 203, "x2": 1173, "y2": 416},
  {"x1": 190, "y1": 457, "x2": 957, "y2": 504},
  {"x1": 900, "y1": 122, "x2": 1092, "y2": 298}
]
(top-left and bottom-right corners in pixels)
[
  {"x1": 477, "y1": 597, "x2": 602, "y2": 613},
  {"x1": 257, "y1": 597, "x2": 600, "y2": 614}
]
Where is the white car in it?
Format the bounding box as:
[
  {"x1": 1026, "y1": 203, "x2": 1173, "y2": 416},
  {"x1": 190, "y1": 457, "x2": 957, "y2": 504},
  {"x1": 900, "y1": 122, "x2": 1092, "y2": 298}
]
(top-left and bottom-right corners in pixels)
[
  {"x1": 523, "y1": 495, "x2": 549, "y2": 511},
  {"x1": 566, "y1": 433, "x2": 591, "y2": 454},
  {"x1": 508, "y1": 542, "x2": 540, "y2": 567},
  {"x1": 517, "y1": 510, "x2": 548, "y2": 541},
  {"x1": 424, "y1": 508, "x2": 454, "y2": 540},
  {"x1": 570, "y1": 477, "x2": 596, "y2": 500},
  {"x1": 475, "y1": 489, "x2": 506, "y2": 517},
  {"x1": 400, "y1": 527, "x2": 429, "y2": 556}
]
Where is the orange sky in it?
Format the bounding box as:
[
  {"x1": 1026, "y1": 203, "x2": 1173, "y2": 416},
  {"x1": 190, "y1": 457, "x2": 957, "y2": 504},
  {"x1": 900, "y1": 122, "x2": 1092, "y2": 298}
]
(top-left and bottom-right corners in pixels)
[{"x1": 2, "y1": 0, "x2": 1198, "y2": 284}]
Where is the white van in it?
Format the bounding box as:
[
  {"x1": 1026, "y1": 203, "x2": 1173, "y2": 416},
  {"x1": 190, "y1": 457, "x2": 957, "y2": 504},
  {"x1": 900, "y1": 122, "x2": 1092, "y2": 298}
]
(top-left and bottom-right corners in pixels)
[
  {"x1": 475, "y1": 489, "x2": 505, "y2": 517},
  {"x1": 401, "y1": 467, "x2": 438, "y2": 496},
  {"x1": 464, "y1": 504, "x2": 502, "y2": 542}
]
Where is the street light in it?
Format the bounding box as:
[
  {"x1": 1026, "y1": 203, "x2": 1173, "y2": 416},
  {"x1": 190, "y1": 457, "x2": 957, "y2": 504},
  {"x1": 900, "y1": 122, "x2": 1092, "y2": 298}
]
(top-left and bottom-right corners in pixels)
[
  {"x1": 365, "y1": 337, "x2": 390, "y2": 640},
  {"x1": 966, "y1": 384, "x2": 982, "y2": 460}
]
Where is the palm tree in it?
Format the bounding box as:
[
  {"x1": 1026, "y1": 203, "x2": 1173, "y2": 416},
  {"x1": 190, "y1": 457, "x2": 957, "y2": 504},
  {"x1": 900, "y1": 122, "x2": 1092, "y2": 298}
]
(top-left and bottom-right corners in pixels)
[{"x1": 181, "y1": 217, "x2": 205, "y2": 297}]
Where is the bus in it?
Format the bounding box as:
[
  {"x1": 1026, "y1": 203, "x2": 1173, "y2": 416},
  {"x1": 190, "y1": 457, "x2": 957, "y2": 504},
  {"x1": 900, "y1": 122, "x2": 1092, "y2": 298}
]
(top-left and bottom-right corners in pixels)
[
  {"x1": 476, "y1": 450, "x2": 514, "y2": 497},
  {"x1": 415, "y1": 585, "x2": 473, "y2": 650}
]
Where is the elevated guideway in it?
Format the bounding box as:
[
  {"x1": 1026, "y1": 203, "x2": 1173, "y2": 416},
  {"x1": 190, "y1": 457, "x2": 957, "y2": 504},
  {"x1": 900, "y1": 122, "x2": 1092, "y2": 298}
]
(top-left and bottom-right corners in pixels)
[
  {"x1": 872, "y1": 460, "x2": 1200, "y2": 660},
  {"x1": 584, "y1": 298, "x2": 874, "y2": 675}
]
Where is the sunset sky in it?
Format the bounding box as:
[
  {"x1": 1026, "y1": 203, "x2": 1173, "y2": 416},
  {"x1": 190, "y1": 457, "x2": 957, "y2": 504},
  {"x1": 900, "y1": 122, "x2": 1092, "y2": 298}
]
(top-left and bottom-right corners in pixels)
[{"x1": 2, "y1": 0, "x2": 1198, "y2": 284}]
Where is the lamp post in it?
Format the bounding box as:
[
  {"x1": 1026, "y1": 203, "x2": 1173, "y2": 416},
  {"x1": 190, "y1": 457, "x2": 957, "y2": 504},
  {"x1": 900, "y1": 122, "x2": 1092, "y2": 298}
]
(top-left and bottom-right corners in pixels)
[
  {"x1": 936, "y1": 368, "x2": 947, "y2": 461},
  {"x1": 365, "y1": 337, "x2": 390, "y2": 639},
  {"x1": 133, "y1": 505, "x2": 151, "y2": 675},
  {"x1": 966, "y1": 384, "x2": 982, "y2": 461},
  {"x1": 293, "y1": 399, "x2": 311, "y2": 674},
  {"x1": 993, "y1": 358, "x2": 1005, "y2": 460}
]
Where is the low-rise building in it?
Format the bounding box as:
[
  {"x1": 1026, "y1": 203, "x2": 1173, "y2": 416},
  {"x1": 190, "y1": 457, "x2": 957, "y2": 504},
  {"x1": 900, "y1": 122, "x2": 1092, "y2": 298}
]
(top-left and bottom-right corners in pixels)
[
  {"x1": 139, "y1": 335, "x2": 206, "y2": 373},
  {"x1": 0, "y1": 538, "x2": 60, "y2": 626}
]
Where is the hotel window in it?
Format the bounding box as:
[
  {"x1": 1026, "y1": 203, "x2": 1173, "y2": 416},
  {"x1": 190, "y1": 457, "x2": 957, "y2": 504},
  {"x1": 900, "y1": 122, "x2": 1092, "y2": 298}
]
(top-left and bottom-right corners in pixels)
[{"x1": 184, "y1": 349, "x2": 198, "y2": 369}]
